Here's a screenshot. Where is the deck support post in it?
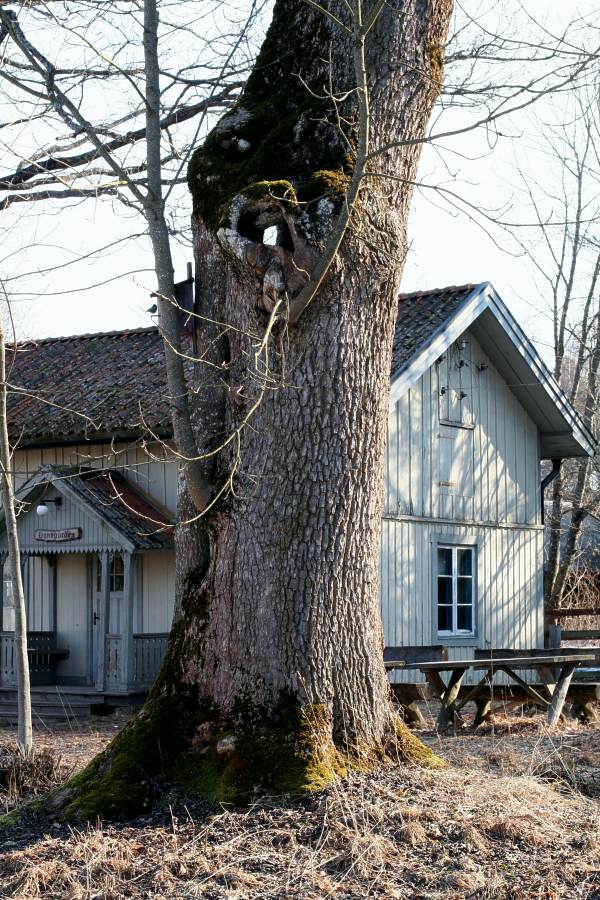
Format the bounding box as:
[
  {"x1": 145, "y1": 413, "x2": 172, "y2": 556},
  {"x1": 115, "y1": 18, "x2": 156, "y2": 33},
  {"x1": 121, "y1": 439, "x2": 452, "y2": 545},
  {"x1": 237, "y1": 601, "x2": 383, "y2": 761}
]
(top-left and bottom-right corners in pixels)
[
  {"x1": 436, "y1": 668, "x2": 465, "y2": 729},
  {"x1": 547, "y1": 665, "x2": 576, "y2": 727}
]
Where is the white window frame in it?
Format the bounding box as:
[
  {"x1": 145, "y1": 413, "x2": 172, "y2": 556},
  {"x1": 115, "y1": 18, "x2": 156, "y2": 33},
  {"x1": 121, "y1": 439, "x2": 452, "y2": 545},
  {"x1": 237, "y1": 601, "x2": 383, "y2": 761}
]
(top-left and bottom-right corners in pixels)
[{"x1": 436, "y1": 543, "x2": 476, "y2": 638}]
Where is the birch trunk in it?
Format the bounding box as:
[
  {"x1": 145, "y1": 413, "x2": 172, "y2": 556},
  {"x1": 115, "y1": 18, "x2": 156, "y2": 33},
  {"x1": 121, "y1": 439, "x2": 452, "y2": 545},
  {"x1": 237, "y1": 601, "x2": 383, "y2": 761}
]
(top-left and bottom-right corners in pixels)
[
  {"x1": 59, "y1": 0, "x2": 452, "y2": 820},
  {"x1": 0, "y1": 308, "x2": 32, "y2": 752}
]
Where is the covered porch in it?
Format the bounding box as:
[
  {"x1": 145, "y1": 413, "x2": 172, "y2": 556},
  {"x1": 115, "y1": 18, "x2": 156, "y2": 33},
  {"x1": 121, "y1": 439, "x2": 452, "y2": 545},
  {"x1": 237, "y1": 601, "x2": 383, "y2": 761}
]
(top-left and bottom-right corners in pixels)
[{"x1": 0, "y1": 466, "x2": 175, "y2": 693}]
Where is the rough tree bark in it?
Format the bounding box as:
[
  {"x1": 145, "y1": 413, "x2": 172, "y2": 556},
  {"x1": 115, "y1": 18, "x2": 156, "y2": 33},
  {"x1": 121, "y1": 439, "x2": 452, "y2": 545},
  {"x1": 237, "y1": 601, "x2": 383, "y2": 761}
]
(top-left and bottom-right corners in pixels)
[{"x1": 58, "y1": 0, "x2": 452, "y2": 820}]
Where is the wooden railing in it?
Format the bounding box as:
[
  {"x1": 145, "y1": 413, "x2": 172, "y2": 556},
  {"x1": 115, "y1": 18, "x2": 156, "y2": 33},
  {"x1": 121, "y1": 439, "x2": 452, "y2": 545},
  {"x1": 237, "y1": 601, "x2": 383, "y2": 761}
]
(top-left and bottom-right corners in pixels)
[
  {"x1": 0, "y1": 632, "x2": 15, "y2": 685},
  {"x1": 0, "y1": 632, "x2": 169, "y2": 691},
  {"x1": 547, "y1": 609, "x2": 600, "y2": 646},
  {"x1": 104, "y1": 635, "x2": 123, "y2": 690},
  {"x1": 0, "y1": 631, "x2": 68, "y2": 686},
  {"x1": 133, "y1": 633, "x2": 168, "y2": 689}
]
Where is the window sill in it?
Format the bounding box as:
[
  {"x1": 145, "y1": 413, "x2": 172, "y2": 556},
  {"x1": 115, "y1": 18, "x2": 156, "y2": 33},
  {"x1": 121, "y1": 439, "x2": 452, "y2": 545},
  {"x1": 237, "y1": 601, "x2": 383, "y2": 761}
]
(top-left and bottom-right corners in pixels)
[{"x1": 437, "y1": 635, "x2": 479, "y2": 647}]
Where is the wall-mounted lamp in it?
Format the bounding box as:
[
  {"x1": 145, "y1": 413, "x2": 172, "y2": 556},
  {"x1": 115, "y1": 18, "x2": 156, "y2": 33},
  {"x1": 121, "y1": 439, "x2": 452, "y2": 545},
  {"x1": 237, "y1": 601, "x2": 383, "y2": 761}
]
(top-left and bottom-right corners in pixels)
[{"x1": 36, "y1": 497, "x2": 62, "y2": 517}]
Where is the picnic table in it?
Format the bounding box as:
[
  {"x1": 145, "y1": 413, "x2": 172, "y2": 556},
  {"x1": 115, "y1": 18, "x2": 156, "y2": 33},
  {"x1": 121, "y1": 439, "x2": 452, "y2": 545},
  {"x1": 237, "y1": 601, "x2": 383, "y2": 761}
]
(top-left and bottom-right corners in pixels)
[{"x1": 385, "y1": 653, "x2": 596, "y2": 729}]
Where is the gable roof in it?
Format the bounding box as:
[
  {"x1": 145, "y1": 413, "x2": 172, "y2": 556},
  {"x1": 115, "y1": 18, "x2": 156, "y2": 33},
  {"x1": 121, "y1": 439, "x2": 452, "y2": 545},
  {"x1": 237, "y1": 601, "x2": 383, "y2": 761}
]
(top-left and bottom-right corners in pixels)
[
  {"x1": 8, "y1": 281, "x2": 595, "y2": 460},
  {"x1": 7, "y1": 327, "x2": 172, "y2": 447},
  {"x1": 391, "y1": 282, "x2": 596, "y2": 459},
  {"x1": 5, "y1": 465, "x2": 174, "y2": 552}
]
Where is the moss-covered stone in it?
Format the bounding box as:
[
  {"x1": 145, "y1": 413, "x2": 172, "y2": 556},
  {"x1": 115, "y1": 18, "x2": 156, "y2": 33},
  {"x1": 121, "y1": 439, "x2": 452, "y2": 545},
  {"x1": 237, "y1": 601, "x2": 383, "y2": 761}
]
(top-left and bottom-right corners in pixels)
[{"x1": 187, "y1": 1, "x2": 353, "y2": 231}]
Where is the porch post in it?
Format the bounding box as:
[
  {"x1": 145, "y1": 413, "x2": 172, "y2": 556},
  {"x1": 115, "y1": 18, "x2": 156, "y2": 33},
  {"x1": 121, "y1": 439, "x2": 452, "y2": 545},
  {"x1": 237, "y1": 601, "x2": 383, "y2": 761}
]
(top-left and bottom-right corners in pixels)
[
  {"x1": 121, "y1": 551, "x2": 135, "y2": 691},
  {"x1": 95, "y1": 551, "x2": 109, "y2": 691},
  {"x1": 47, "y1": 555, "x2": 56, "y2": 634}
]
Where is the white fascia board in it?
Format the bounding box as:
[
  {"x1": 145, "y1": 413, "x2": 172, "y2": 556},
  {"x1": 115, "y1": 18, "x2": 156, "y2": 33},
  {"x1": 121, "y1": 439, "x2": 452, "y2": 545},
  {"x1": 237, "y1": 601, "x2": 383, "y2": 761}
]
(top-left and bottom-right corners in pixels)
[
  {"x1": 486, "y1": 286, "x2": 596, "y2": 458},
  {"x1": 389, "y1": 282, "x2": 490, "y2": 406},
  {"x1": 14, "y1": 469, "x2": 136, "y2": 553}
]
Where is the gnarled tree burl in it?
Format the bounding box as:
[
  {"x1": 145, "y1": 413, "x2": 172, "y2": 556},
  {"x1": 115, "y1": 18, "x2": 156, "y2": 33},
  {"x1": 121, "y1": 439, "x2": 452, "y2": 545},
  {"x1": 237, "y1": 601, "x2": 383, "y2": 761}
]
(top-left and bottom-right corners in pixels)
[{"x1": 58, "y1": 0, "x2": 452, "y2": 819}]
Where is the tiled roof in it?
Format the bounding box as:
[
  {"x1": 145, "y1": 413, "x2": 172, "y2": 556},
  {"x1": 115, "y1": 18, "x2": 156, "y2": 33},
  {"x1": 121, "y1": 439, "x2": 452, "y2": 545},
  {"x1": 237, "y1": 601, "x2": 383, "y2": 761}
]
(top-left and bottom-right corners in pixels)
[
  {"x1": 40, "y1": 465, "x2": 173, "y2": 550},
  {"x1": 7, "y1": 327, "x2": 173, "y2": 446},
  {"x1": 391, "y1": 284, "x2": 478, "y2": 376},
  {"x1": 8, "y1": 288, "x2": 479, "y2": 448}
]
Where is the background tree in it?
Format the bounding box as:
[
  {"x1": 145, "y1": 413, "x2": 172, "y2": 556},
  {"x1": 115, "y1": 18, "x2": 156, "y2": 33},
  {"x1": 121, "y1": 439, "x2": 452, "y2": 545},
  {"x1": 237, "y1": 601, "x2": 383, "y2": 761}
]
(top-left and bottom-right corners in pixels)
[
  {"x1": 505, "y1": 94, "x2": 600, "y2": 611},
  {"x1": 0, "y1": 288, "x2": 31, "y2": 752}
]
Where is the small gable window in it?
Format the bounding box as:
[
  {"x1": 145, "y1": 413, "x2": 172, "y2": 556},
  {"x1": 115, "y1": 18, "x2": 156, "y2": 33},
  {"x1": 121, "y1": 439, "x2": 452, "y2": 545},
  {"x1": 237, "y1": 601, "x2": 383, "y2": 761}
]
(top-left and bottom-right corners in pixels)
[
  {"x1": 437, "y1": 544, "x2": 475, "y2": 637},
  {"x1": 437, "y1": 341, "x2": 474, "y2": 427}
]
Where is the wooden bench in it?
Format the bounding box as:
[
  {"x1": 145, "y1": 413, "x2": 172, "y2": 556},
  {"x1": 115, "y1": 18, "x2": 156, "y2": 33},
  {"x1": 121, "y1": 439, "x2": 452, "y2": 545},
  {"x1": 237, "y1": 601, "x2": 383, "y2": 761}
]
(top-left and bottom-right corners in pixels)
[{"x1": 27, "y1": 632, "x2": 69, "y2": 686}]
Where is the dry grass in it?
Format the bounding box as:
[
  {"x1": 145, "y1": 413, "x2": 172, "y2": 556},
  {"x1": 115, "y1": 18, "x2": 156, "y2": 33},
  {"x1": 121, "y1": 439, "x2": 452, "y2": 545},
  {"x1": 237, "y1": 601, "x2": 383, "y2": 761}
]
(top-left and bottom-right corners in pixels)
[
  {"x1": 0, "y1": 710, "x2": 599, "y2": 898},
  {"x1": 0, "y1": 743, "x2": 69, "y2": 811}
]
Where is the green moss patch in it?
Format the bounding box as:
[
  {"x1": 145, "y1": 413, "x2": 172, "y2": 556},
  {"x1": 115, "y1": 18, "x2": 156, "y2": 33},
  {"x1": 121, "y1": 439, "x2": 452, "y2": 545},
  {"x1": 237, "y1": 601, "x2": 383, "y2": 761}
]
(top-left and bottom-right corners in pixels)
[{"x1": 394, "y1": 719, "x2": 447, "y2": 770}]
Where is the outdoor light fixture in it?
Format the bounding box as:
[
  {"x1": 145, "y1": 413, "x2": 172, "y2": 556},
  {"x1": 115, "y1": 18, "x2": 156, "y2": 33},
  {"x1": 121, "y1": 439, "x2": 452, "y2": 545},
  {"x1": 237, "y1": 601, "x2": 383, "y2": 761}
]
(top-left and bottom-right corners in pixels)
[{"x1": 36, "y1": 497, "x2": 62, "y2": 517}]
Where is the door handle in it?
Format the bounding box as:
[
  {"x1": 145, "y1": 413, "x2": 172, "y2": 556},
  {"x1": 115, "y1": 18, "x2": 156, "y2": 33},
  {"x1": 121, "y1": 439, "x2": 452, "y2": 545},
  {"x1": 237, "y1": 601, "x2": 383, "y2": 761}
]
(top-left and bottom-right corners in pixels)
[{"x1": 93, "y1": 612, "x2": 100, "y2": 625}]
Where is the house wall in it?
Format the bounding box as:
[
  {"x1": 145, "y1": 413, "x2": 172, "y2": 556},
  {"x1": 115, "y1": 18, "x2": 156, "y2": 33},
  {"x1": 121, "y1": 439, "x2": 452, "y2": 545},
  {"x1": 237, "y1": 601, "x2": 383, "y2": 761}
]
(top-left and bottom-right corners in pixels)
[
  {"x1": 8, "y1": 441, "x2": 177, "y2": 646},
  {"x1": 140, "y1": 551, "x2": 176, "y2": 634},
  {"x1": 24, "y1": 556, "x2": 54, "y2": 631},
  {"x1": 382, "y1": 329, "x2": 545, "y2": 677},
  {"x1": 11, "y1": 441, "x2": 177, "y2": 513}
]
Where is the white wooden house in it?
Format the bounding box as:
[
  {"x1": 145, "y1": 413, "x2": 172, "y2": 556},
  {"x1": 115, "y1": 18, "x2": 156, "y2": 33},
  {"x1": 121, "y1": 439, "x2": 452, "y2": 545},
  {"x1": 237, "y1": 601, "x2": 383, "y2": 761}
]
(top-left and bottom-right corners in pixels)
[
  {"x1": 382, "y1": 282, "x2": 595, "y2": 681},
  {"x1": 0, "y1": 281, "x2": 595, "y2": 698},
  {"x1": 0, "y1": 327, "x2": 178, "y2": 695}
]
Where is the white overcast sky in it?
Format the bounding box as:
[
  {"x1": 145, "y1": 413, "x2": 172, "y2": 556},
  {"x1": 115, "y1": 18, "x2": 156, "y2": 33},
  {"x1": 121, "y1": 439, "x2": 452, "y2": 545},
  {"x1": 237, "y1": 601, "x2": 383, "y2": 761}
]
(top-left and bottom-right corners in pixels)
[{"x1": 4, "y1": 0, "x2": 597, "y2": 365}]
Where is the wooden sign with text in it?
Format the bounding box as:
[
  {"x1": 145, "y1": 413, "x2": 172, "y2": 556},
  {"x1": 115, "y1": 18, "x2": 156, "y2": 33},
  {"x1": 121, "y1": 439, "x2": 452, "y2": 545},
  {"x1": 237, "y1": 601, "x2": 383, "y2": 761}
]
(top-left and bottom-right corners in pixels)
[{"x1": 35, "y1": 527, "x2": 82, "y2": 542}]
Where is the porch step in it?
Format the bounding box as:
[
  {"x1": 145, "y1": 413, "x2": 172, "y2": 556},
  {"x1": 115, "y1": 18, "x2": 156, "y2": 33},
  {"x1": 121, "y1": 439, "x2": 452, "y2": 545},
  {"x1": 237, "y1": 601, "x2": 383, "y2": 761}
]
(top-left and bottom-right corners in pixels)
[
  {"x1": 0, "y1": 687, "x2": 114, "y2": 722},
  {"x1": 0, "y1": 702, "x2": 94, "y2": 721}
]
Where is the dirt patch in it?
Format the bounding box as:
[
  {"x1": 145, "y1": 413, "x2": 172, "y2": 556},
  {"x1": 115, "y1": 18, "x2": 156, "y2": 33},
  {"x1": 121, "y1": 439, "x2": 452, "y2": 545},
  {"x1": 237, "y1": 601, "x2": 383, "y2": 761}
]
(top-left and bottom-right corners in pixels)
[{"x1": 0, "y1": 709, "x2": 599, "y2": 898}]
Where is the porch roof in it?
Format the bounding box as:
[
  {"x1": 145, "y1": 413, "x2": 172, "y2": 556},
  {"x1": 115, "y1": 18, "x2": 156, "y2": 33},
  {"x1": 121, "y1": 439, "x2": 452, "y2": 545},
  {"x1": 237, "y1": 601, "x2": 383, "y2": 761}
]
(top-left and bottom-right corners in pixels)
[{"x1": 4, "y1": 465, "x2": 174, "y2": 553}]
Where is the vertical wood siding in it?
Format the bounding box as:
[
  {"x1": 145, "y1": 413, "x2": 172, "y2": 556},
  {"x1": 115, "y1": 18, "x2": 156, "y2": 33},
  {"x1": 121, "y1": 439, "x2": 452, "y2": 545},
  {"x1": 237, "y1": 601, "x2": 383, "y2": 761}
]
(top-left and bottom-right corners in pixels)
[
  {"x1": 11, "y1": 441, "x2": 177, "y2": 513},
  {"x1": 381, "y1": 520, "x2": 544, "y2": 684},
  {"x1": 384, "y1": 330, "x2": 541, "y2": 525},
  {"x1": 382, "y1": 328, "x2": 545, "y2": 685},
  {"x1": 141, "y1": 551, "x2": 175, "y2": 633}
]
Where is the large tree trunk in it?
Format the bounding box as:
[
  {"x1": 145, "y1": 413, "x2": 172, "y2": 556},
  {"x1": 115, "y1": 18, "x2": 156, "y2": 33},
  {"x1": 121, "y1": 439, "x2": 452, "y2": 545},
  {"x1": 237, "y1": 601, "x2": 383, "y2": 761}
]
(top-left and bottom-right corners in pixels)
[{"x1": 58, "y1": 0, "x2": 451, "y2": 820}]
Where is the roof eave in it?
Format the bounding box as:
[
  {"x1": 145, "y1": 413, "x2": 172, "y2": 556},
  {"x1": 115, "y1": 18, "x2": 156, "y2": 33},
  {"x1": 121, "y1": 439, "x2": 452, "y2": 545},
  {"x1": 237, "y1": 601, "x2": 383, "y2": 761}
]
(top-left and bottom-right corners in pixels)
[{"x1": 9, "y1": 427, "x2": 174, "y2": 451}]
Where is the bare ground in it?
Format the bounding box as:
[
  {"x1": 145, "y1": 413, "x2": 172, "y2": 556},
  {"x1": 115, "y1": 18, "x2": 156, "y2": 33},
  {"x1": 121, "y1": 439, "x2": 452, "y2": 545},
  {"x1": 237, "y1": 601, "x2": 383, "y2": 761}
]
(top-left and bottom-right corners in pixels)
[{"x1": 0, "y1": 706, "x2": 599, "y2": 899}]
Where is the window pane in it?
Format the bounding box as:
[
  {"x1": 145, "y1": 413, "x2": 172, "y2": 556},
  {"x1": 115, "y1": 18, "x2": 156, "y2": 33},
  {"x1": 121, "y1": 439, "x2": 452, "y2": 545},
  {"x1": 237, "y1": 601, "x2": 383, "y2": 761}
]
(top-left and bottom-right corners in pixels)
[
  {"x1": 457, "y1": 605, "x2": 473, "y2": 632},
  {"x1": 438, "y1": 576, "x2": 452, "y2": 606},
  {"x1": 110, "y1": 554, "x2": 125, "y2": 593},
  {"x1": 457, "y1": 548, "x2": 472, "y2": 576},
  {"x1": 457, "y1": 577, "x2": 472, "y2": 605},
  {"x1": 438, "y1": 548, "x2": 452, "y2": 576},
  {"x1": 438, "y1": 605, "x2": 453, "y2": 632}
]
